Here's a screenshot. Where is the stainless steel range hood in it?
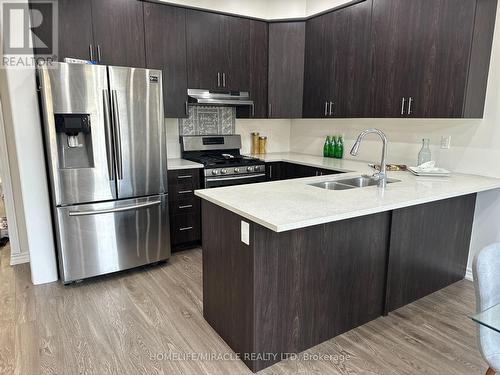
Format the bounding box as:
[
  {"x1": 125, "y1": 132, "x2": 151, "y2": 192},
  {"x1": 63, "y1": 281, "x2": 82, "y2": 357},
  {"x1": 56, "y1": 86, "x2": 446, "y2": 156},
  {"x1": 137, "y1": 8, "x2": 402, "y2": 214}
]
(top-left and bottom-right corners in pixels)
[{"x1": 187, "y1": 89, "x2": 254, "y2": 115}]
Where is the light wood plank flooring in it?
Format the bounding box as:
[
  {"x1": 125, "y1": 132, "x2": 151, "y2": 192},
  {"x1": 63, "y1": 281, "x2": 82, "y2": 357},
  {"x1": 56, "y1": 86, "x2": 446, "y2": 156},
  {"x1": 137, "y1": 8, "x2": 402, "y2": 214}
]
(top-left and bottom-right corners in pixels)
[{"x1": 0, "y1": 245, "x2": 489, "y2": 375}]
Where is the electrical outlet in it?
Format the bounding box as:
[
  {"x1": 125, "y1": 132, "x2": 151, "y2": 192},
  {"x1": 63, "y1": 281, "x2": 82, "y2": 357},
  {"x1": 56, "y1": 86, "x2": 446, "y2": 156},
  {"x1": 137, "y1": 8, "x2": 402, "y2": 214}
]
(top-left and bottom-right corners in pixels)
[
  {"x1": 441, "y1": 136, "x2": 451, "y2": 149},
  {"x1": 241, "y1": 221, "x2": 250, "y2": 245}
]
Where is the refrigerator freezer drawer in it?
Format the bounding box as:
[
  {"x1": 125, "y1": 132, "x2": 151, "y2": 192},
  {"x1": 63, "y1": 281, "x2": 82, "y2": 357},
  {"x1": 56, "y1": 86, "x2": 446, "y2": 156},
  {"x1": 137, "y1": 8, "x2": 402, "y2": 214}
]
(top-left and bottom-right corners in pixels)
[{"x1": 55, "y1": 195, "x2": 170, "y2": 283}]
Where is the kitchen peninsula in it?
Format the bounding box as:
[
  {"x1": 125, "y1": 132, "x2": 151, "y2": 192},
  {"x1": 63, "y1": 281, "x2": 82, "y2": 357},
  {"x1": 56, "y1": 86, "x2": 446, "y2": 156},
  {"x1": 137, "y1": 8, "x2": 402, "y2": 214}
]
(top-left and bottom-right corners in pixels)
[{"x1": 196, "y1": 153, "x2": 500, "y2": 372}]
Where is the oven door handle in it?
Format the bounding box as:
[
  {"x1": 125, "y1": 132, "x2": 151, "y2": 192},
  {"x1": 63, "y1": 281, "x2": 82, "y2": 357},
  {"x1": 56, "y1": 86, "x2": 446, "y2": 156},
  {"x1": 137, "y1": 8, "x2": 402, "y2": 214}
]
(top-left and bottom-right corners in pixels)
[{"x1": 206, "y1": 173, "x2": 266, "y2": 182}]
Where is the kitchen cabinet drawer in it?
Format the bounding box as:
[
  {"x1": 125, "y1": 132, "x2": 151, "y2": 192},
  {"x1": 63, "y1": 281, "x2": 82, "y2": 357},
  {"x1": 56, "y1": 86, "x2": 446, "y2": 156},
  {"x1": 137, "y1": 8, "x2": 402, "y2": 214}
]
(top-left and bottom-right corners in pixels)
[
  {"x1": 168, "y1": 169, "x2": 200, "y2": 191},
  {"x1": 170, "y1": 213, "x2": 201, "y2": 246},
  {"x1": 169, "y1": 196, "x2": 200, "y2": 216}
]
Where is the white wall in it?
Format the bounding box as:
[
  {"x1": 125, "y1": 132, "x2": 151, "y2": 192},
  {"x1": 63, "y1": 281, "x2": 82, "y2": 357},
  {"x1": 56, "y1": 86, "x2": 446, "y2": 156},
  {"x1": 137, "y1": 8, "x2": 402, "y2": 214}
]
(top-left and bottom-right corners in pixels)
[
  {"x1": 165, "y1": 118, "x2": 292, "y2": 158},
  {"x1": 0, "y1": 0, "x2": 58, "y2": 284},
  {"x1": 235, "y1": 119, "x2": 291, "y2": 154},
  {"x1": 1, "y1": 66, "x2": 58, "y2": 284},
  {"x1": 289, "y1": 2, "x2": 500, "y2": 275}
]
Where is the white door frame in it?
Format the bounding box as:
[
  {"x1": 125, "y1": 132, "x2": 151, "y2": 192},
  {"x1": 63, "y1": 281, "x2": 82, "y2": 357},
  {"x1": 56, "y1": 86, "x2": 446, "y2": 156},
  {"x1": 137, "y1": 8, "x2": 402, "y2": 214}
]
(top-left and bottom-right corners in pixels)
[{"x1": 0, "y1": 97, "x2": 22, "y2": 263}]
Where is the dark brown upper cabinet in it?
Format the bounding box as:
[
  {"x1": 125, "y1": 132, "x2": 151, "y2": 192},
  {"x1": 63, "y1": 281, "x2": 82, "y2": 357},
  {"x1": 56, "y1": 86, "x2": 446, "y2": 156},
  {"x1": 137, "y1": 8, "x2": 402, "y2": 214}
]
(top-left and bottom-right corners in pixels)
[
  {"x1": 144, "y1": 3, "x2": 188, "y2": 118},
  {"x1": 57, "y1": 0, "x2": 146, "y2": 67},
  {"x1": 186, "y1": 10, "x2": 250, "y2": 91},
  {"x1": 186, "y1": 10, "x2": 224, "y2": 90},
  {"x1": 249, "y1": 21, "x2": 269, "y2": 118},
  {"x1": 57, "y1": 0, "x2": 94, "y2": 61},
  {"x1": 91, "y1": 0, "x2": 146, "y2": 68},
  {"x1": 220, "y1": 16, "x2": 251, "y2": 91},
  {"x1": 303, "y1": 1, "x2": 373, "y2": 118},
  {"x1": 268, "y1": 22, "x2": 305, "y2": 119},
  {"x1": 372, "y1": 0, "x2": 497, "y2": 118}
]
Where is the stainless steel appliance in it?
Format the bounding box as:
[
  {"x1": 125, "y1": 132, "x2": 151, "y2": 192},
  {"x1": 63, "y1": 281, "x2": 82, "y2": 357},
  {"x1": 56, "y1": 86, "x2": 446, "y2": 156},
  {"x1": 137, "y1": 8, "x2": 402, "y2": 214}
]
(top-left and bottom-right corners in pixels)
[
  {"x1": 187, "y1": 89, "x2": 255, "y2": 116},
  {"x1": 38, "y1": 62, "x2": 170, "y2": 283},
  {"x1": 181, "y1": 135, "x2": 266, "y2": 188}
]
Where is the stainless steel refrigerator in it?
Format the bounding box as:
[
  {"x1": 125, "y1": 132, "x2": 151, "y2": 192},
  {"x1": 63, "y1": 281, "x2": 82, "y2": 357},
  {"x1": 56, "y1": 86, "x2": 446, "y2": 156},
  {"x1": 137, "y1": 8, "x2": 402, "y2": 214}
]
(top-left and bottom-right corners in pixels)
[{"x1": 38, "y1": 62, "x2": 170, "y2": 283}]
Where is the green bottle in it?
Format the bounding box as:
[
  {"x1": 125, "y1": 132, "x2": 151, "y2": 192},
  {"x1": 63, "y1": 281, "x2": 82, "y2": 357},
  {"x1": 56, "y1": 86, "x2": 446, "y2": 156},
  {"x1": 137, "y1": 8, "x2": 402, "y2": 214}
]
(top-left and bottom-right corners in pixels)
[
  {"x1": 328, "y1": 136, "x2": 337, "y2": 158},
  {"x1": 323, "y1": 136, "x2": 330, "y2": 157},
  {"x1": 335, "y1": 135, "x2": 344, "y2": 159}
]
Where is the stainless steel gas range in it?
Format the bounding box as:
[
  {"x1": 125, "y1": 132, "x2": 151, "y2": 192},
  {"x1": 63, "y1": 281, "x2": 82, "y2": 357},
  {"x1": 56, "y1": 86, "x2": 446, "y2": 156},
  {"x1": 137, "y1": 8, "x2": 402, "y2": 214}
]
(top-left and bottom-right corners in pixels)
[{"x1": 181, "y1": 135, "x2": 266, "y2": 188}]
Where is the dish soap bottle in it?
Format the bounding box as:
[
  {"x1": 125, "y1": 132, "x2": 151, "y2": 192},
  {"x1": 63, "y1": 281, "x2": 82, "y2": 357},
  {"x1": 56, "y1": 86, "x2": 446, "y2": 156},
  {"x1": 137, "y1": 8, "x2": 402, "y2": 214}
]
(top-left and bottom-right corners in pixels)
[
  {"x1": 417, "y1": 138, "x2": 432, "y2": 166},
  {"x1": 335, "y1": 135, "x2": 344, "y2": 159},
  {"x1": 323, "y1": 136, "x2": 331, "y2": 157}
]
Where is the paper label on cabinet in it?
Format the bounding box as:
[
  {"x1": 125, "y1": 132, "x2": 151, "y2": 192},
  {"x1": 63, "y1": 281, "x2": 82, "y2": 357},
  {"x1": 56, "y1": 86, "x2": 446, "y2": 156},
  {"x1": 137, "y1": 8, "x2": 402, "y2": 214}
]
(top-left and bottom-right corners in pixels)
[{"x1": 241, "y1": 221, "x2": 250, "y2": 245}]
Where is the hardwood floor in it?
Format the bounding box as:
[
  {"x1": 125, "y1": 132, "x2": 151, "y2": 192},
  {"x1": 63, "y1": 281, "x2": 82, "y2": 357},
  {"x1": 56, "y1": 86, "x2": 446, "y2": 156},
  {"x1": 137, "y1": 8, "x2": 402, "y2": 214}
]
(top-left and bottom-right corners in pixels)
[{"x1": 0, "y1": 245, "x2": 489, "y2": 374}]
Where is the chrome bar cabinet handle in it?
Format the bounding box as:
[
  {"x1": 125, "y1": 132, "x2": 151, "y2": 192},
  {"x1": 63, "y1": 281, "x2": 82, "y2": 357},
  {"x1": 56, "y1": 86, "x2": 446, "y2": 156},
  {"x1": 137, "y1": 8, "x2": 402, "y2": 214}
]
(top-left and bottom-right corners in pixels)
[
  {"x1": 102, "y1": 89, "x2": 114, "y2": 180},
  {"x1": 69, "y1": 201, "x2": 161, "y2": 217},
  {"x1": 324, "y1": 101, "x2": 329, "y2": 116},
  {"x1": 111, "y1": 90, "x2": 123, "y2": 180},
  {"x1": 408, "y1": 97, "x2": 414, "y2": 115},
  {"x1": 401, "y1": 97, "x2": 406, "y2": 116}
]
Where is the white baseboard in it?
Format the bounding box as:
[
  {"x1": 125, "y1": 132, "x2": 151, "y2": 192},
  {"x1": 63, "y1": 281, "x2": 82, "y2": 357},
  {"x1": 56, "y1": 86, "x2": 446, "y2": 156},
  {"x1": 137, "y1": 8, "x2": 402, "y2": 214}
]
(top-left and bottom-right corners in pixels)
[
  {"x1": 10, "y1": 251, "x2": 30, "y2": 265},
  {"x1": 465, "y1": 267, "x2": 473, "y2": 281}
]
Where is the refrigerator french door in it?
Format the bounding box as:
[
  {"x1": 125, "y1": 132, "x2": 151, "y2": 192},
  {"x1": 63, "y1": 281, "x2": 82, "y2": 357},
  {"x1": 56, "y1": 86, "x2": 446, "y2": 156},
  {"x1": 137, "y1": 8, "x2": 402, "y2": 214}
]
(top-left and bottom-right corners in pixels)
[{"x1": 39, "y1": 62, "x2": 170, "y2": 283}]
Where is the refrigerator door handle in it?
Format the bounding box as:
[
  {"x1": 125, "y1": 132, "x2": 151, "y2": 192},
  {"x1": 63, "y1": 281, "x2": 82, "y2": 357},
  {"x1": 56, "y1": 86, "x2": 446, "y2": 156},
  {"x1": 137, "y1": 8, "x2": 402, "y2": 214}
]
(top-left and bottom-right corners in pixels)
[
  {"x1": 102, "y1": 89, "x2": 115, "y2": 180},
  {"x1": 68, "y1": 200, "x2": 161, "y2": 217},
  {"x1": 111, "y1": 90, "x2": 124, "y2": 180}
]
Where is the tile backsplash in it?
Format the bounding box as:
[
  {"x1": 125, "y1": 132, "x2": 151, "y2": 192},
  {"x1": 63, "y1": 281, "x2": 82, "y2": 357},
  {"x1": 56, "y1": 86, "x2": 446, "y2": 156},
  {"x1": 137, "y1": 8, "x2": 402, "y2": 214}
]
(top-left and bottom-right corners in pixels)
[{"x1": 179, "y1": 106, "x2": 235, "y2": 136}]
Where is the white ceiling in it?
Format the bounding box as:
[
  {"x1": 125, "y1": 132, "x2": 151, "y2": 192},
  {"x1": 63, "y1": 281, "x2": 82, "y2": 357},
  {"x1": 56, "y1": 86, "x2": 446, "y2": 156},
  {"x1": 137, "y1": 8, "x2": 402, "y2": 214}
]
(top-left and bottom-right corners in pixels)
[{"x1": 158, "y1": 0, "x2": 353, "y2": 19}]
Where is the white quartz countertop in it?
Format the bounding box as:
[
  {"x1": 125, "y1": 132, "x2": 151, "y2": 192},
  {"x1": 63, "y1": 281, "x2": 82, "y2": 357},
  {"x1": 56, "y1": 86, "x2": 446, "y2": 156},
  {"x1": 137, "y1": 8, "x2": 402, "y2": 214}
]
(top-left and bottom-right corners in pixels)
[
  {"x1": 195, "y1": 152, "x2": 500, "y2": 232},
  {"x1": 167, "y1": 158, "x2": 204, "y2": 170}
]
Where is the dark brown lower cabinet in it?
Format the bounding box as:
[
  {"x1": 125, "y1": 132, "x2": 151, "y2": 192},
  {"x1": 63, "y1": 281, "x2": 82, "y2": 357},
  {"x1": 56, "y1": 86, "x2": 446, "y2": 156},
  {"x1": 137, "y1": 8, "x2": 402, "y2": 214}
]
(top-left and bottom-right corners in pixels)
[
  {"x1": 203, "y1": 201, "x2": 391, "y2": 372},
  {"x1": 266, "y1": 162, "x2": 343, "y2": 181},
  {"x1": 168, "y1": 169, "x2": 202, "y2": 250},
  {"x1": 202, "y1": 193, "x2": 477, "y2": 372},
  {"x1": 385, "y1": 194, "x2": 476, "y2": 312}
]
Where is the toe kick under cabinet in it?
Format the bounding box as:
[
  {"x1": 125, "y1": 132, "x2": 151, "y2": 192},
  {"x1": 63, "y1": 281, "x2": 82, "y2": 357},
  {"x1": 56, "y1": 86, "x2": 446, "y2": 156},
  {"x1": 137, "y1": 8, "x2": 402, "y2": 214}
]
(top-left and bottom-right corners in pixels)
[{"x1": 168, "y1": 168, "x2": 202, "y2": 250}]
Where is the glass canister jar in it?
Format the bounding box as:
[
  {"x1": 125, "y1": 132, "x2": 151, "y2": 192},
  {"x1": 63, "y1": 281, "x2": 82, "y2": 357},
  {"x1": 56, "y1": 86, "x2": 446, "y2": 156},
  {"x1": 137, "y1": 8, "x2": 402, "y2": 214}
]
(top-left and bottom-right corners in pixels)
[
  {"x1": 258, "y1": 136, "x2": 267, "y2": 155},
  {"x1": 251, "y1": 132, "x2": 260, "y2": 154}
]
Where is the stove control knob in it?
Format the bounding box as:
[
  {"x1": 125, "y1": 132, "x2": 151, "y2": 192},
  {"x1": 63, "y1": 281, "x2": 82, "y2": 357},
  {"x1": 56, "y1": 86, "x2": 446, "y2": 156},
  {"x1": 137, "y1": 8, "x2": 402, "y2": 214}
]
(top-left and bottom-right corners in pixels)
[
  {"x1": 234, "y1": 168, "x2": 240, "y2": 173},
  {"x1": 247, "y1": 166, "x2": 254, "y2": 172},
  {"x1": 212, "y1": 170, "x2": 219, "y2": 175},
  {"x1": 221, "y1": 169, "x2": 227, "y2": 174},
  {"x1": 254, "y1": 166, "x2": 261, "y2": 172}
]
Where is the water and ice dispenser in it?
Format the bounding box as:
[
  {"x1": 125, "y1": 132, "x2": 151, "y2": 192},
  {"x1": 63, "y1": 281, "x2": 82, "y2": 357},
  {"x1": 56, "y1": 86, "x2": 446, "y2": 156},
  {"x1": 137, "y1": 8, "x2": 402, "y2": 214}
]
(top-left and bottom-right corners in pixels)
[{"x1": 54, "y1": 114, "x2": 94, "y2": 169}]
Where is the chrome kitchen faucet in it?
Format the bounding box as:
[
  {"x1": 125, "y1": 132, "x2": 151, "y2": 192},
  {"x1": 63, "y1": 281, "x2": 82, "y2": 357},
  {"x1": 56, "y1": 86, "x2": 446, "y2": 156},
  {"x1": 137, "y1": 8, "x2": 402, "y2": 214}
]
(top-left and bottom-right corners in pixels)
[{"x1": 350, "y1": 128, "x2": 388, "y2": 188}]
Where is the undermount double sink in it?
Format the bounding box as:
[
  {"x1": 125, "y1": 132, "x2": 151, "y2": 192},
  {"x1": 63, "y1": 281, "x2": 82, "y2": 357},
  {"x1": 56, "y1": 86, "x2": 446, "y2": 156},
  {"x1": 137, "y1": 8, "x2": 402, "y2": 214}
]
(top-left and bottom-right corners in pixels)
[{"x1": 309, "y1": 176, "x2": 401, "y2": 191}]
